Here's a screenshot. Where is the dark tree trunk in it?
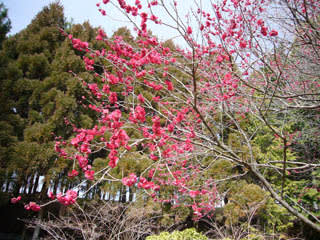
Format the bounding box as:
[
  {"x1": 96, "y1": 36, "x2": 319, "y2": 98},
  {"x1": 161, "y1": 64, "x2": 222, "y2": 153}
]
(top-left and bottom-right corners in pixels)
[
  {"x1": 52, "y1": 176, "x2": 59, "y2": 195},
  {"x1": 14, "y1": 174, "x2": 25, "y2": 196},
  {"x1": 121, "y1": 186, "x2": 127, "y2": 203},
  {"x1": 101, "y1": 191, "x2": 105, "y2": 200},
  {"x1": 32, "y1": 208, "x2": 43, "y2": 240},
  {"x1": 32, "y1": 173, "x2": 40, "y2": 194},
  {"x1": 129, "y1": 187, "x2": 134, "y2": 202},
  {"x1": 40, "y1": 180, "x2": 48, "y2": 199}
]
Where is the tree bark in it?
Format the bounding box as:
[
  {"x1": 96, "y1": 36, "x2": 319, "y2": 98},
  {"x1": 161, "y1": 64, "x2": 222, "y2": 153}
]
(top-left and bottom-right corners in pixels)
[
  {"x1": 32, "y1": 173, "x2": 40, "y2": 194},
  {"x1": 32, "y1": 208, "x2": 43, "y2": 240},
  {"x1": 28, "y1": 175, "x2": 34, "y2": 194},
  {"x1": 251, "y1": 166, "x2": 320, "y2": 232}
]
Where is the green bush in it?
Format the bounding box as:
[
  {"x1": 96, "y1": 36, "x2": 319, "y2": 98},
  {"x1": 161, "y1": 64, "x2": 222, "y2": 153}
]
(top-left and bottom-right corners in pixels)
[{"x1": 146, "y1": 228, "x2": 208, "y2": 240}]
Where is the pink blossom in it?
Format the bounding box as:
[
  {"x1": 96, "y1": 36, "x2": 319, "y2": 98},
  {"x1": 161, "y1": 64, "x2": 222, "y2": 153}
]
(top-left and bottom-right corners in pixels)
[
  {"x1": 11, "y1": 196, "x2": 21, "y2": 204},
  {"x1": 189, "y1": 190, "x2": 200, "y2": 198},
  {"x1": 110, "y1": 109, "x2": 122, "y2": 122},
  {"x1": 257, "y1": 19, "x2": 264, "y2": 26},
  {"x1": 68, "y1": 169, "x2": 79, "y2": 178},
  {"x1": 216, "y1": 55, "x2": 224, "y2": 63},
  {"x1": 48, "y1": 192, "x2": 55, "y2": 200},
  {"x1": 150, "y1": 154, "x2": 159, "y2": 161},
  {"x1": 108, "y1": 149, "x2": 119, "y2": 168},
  {"x1": 85, "y1": 170, "x2": 95, "y2": 180},
  {"x1": 137, "y1": 94, "x2": 145, "y2": 103},
  {"x1": 269, "y1": 30, "x2": 278, "y2": 36},
  {"x1": 24, "y1": 202, "x2": 41, "y2": 212},
  {"x1": 57, "y1": 190, "x2": 77, "y2": 206},
  {"x1": 167, "y1": 123, "x2": 175, "y2": 133},
  {"x1": 239, "y1": 40, "x2": 247, "y2": 48},
  {"x1": 148, "y1": 168, "x2": 155, "y2": 178},
  {"x1": 165, "y1": 80, "x2": 174, "y2": 91},
  {"x1": 136, "y1": 70, "x2": 147, "y2": 78},
  {"x1": 122, "y1": 173, "x2": 137, "y2": 187},
  {"x1": 80, "y1": 143, "x2": 91, "y2": 153},
  {"x1": 109, "y1": 92, "x2": 118, "y2": 104},
  {"x1": 152, "y1": 185, "x2": 160, "y2": 191},
  {"x1": 135, "y1": 105, "x2": 146, "y2": 122},
  {"x1": 261, "y1": 26, "x2": 268, "y2": 36},
  {"x1": 187, "y1": 26, "x2": 192, "y2": 35},
  {"x1": 76, "y1": 155, "x2": 88, "y2": 169}
]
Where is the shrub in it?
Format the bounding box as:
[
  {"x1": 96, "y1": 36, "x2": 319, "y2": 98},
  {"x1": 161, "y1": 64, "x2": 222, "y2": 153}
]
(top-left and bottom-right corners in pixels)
[{"x1": 146, "y1": 228, "x2": 208, "y2": 240}]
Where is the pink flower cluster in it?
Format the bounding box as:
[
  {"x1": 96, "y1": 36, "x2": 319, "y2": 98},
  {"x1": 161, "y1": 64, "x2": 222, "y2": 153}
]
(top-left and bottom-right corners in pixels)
[
  {"x1": 68, "y1": 169, "x2": 79, "y2": 178},
  {"x1": 56, "y1": 190, "x2": 78, "y2": 206},
  {"x1": 122, "y1": 173, "x2": 137, "y2": 187},
  {"x1": 129, "y1": 105, "x2": 146, "y2": 123},
  {"x1": 68, "y1": 34, "x2": 89, "y2": 51},
  {"x1": 85, "y1": 170, "x2": 95, "y2": 180},
  {"x1": 137, "y1": 177, "x2": 160, "y2": 191},
  {"x1": 24, "y1": 202, "x2": 41, "y2": 212},
  {"x1": 11, "y1": 196, "x2": 21, "y2": 204}
]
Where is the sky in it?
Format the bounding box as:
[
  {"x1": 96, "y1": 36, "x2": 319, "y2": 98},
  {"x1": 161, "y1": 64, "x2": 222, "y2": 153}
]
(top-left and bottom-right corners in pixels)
[
  {"x1": 2, "y1": 0, "x2": 197, "y2": 43},
  {"x1": 3, "y1": 0, "x2": 131, "y2": 36}
]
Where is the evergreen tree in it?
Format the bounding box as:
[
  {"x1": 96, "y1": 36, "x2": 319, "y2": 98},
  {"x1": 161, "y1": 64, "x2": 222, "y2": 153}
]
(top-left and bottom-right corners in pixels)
[
  {"x1": 0, "y1": 3, "x2": 97, "y2": 199},
  {"x1": 0, "y1": 2, "x2": 10, "y2": 47}
]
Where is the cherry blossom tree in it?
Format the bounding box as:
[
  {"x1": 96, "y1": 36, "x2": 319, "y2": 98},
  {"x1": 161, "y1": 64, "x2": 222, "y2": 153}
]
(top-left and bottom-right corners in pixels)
[{"x1": 14, "y1": 0, "x2": 320, "y2": 233}]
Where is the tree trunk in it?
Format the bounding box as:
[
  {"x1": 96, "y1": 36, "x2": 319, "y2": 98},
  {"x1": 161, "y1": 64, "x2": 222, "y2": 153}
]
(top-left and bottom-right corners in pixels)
[
  {"x1": 129, "y1": 187, "x2": 134, "y2": 202},
  {"x1": 13, "y1": 174, "x2": 25, "y2": 196},
  {"x1": 32, "y1": 208, "x2": 43, "y2": 240},
  {"x1": 251, "y1": 166, "x2": 320, "y2": 232},
  {"x1": 28, "y1": 175, "x2": 34, "y2": 194},
  {"x1": 40, "y1": 180, "x2": 48, "y2": 199},
  {"x1": 121, "y1": 186, "x2": 126, "y2": 203},
  {"x1": 52, "y1": 176, "x2": 59, "y2": 195},
  {"x1": 4, "y1": 171, "x2": 11, "y2": 192},
  {"x1": 32, "y1": 173, "x2": 40, "y2": 194}
]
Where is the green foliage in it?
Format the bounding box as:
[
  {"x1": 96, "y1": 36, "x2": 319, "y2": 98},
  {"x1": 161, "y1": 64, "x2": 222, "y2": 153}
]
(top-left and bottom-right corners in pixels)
[
  {"x1": 240, "y1": 233, "x2": 264, "y2": 240},
  {"x1": 223, "y1": 182, "x2": 267, "y2": 225},
  {"x1": 17, "y1": 53, "x2": 50, "y2": 79},
  {"x1": 259, "y1": 197, "x2": 295, "y2": 233},
  {"x1": 0, "y1": 2, "x2": 99, "y2": 197},
  {"x1": 146, "y1": 228, "x2": 208, "y2": 240},
  {"x1": 0, "y1": 2, "x2": 11, "y2": 47}
]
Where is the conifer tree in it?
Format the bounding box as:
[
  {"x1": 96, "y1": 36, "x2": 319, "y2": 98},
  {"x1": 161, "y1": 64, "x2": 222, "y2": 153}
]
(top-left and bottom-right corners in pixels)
[
  {"x1": 0, "y1": 3, "x2": 97, "y2": 198},
  {"x1": 0, "y1": 2, "x2": 10, "y2": 47}
]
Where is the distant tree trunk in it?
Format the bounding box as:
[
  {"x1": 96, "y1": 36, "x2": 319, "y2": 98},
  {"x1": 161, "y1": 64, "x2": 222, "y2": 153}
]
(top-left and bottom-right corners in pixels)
[
  {"x1": 121, "y1": 186, "x2": 126, "y2": 203},
  {"x1": 14, "y1": 174, "x2": 25, "y2": 196},
  {"x1": 59, "y1": 204, "x2": 67, "y2": 218},
  {"x1": 0, "y1": 172, "x2": 6, "y2": 192},
  {"x1": 52, "y1": 177, "x2": 59, "y2": 195},
  {"x1": 32, "y1": 173, "x2": 40, "y2": 194},
  {"x1": 106, "y1": 191, "x2": 110, "y2": 201},
  {"x1": 101, "y1": 191, "x2": 105, "y2": 200},
  {"x1": 28, "y1": 175, "x2": 34, "y2": 194},
  {"x1": 129, "y1": 187, "x2": 134, "y2": 202},
  {"x1": 23, "y1": 179, "x2": 28, "y2": 194},
  {"x1": 32, "y1": 208, "x2": 43, "y2": 240},
  {"x1": 84, "y1": 183, "x2": 89, "y2": 199},
  {"x1": 4, "y1": 171, "x2": 11, "y2": 192},
  {"x1": 40, "y1": 180, "x2": 48, "y2": 199},
  {"x1": 21, "y1": 224, "x2": 26, "y2": 240}
]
